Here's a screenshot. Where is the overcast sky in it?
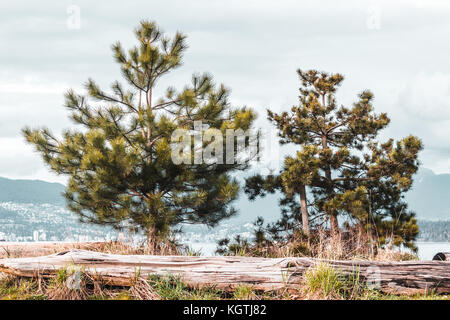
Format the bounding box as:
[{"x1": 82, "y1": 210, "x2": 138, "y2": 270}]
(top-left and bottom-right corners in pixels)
[{"x1": 0, "y1": 0, "x2": 450, "y2": 183}]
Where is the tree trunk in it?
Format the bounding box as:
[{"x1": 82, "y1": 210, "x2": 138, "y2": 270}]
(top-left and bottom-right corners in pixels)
[
  {"x1": 356, "y1": 222, "x2": 376, "y2": 257},
  {"x1": 147, "y1": 226, "x2": 157, "y2": 253},
  {"x1": 321, "y1": 134, "x2": 340, "y2": 238},
  {"x1": 2, "y1": 250, "x2": 449, "y2": 294},
  {"x1": 329, "y1": 214, "x2": 339, "y2": 238},
  {"x1": 299, "y1": 184, "x2": 310, "y2": 236}
]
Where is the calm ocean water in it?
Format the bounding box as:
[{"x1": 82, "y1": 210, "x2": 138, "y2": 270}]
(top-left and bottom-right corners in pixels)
[
  {"x1": 416, "y1": 242, "x2": 450, "y2": 260},
  {"x1": 187, "y1": 241, "x2": 450, "y2": 259}
]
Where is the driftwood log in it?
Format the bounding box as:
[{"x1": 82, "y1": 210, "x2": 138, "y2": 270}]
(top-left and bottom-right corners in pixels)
[
  {"x1": 0, "y1": 250, "x2": 449, "y2": 294},
  {"x1": 433, "y1": 252, "x2": 450, "y2": 261}
]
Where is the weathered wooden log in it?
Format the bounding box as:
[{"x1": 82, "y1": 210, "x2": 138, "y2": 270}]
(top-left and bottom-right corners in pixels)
[
  {"x1": 0, "y1": 250, "x2": 449, "y2": 294},
  {"x1": 433, "y1": 252, "x2": 450, "y2": 261}
]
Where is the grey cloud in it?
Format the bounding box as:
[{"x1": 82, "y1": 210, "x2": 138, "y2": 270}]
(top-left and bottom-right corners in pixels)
[{"x1": 0, "y1": 0, "x2": 450, "y2": 180}]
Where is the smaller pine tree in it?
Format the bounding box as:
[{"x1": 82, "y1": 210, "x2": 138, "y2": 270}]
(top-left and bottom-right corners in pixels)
[{"x1": 246, "y1": 68, "x2": 422, "y2": 251}]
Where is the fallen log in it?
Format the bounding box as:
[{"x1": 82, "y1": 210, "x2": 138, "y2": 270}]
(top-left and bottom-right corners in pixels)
[
  {"x1": 433, "y1": 252, "x2": 450, "y2": 261},
  {"x1": 0, "y1": 250, "x2": 449, "y2": 294}
]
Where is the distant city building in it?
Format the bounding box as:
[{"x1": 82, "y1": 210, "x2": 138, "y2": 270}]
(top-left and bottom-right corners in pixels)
[{"x1": 39, "y1": 232, "x2": 47, "y2": 241}]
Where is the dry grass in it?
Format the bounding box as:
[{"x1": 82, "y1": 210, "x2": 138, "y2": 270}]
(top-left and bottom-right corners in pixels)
[
  {"x1": 219, "y1": 227, "x2": 418, "y2": 262},
  {"x1": 0, "y1": 239, "x2": 189, "y2": 260},
  {"x1": 0, "y1": 270, "x2": 161, "y2": 300},
  {"x1": 0, "y1": 242, "x2": 112, "y2": 259},
  {"x1": 373, "y1": 248, "x2": 418, "y2": 262},
  {"x1": 129, "y1": 278, "x2": 160, "y2": 300}
]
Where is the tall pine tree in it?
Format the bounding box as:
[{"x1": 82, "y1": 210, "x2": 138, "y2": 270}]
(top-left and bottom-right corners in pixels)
[{"x1": 23, "y1": 21, "x2": 256, "y2": 250}]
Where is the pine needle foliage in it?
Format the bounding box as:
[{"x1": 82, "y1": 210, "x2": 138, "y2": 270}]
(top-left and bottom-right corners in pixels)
[
  {"x1": 23, "y1": 20, "x2": 256, "y2": 248},
  {"x1": 245, "y1": 69, "x2": 422, "y2": 249}
]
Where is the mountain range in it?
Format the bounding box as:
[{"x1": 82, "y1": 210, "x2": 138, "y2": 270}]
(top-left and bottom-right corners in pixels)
[
  {"x1": 1, "y1": 167, "x2": 449, "y2": 221},
  {"x1": 0, "y1": 168, "x2": 448, "y2": 243},
  {"x1": 0, "y1": 177, "x2": 65, "y2": 205},
  {"x1": 405, "y1": 168, "x2": 450, "y2": 220},
  {"x1": 232, "y1": 167, "x2": 450, "y2": 223}
]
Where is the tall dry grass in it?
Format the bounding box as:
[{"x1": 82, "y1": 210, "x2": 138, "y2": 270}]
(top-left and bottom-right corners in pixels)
[{"x1": 219, "y1": 227, "x2": 418, "y2": 261}]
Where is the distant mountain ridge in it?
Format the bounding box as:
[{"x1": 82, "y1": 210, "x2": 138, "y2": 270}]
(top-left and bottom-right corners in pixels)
[
  {"x1": 0, "y1": 177, "x2": 65, "y2": 205},
  {"x1": 406, "y1": 168, "x2": 450, "y2": 220},
  {"x1": 232, "y1": 167, "x2": 450, "y2": 222},
  {"x1": 0, "y1": 167, "x2": 449, "y2": 221}
]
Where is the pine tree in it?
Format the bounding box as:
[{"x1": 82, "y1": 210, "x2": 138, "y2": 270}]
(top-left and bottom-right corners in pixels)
[
  {"x1": 244, "y1": 147, "x2": 320, "y2": 236},
  {"x1": 23, "y1": 21, "x2": 256, "y2": 250},
  {"x1": 335, "y1": 136, "x2": 422, "y2": 251},
  {"x1": 248, "y1": 69, "x2": 422, "y2": 251},
  {"x1": 266, "y1": 69, "x2": 391, "y2": 237},
  {"x1": 244, "y1": 172, "x2": 306, "y2": 239}
]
